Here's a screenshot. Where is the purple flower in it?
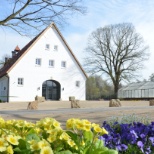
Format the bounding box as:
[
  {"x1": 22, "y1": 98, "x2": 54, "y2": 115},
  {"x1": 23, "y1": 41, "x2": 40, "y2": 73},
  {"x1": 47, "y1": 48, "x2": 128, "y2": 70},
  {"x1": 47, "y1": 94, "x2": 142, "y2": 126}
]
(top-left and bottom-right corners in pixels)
[
  {"x1": 130, "y1": 130, "x2": 138, "y2": 139},
  {"x1": 145, "y1": 147, "x2": 151, "y2": 154},
  {"x1": 116, "y1": 144, "x2": 128, "y2": 151},
  {"x1": 149, "y1": 137, "x2": 154, "y2": 146},
  {"x1": 101, "y1": 121, "x2": 154, "y2": 153}
]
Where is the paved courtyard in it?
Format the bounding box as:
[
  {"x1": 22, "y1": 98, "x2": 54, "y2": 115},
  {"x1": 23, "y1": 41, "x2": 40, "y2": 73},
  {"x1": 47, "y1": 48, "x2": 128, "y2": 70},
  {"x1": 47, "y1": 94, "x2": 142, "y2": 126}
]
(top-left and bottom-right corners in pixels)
[{"x1": 0, "y1": 100, "x2": 153, "y2": 126}]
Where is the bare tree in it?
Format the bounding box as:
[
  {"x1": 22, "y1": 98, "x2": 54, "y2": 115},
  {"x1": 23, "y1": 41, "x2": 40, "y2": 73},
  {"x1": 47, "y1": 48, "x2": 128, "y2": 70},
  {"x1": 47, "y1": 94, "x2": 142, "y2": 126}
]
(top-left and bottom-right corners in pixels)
[
  {"x1": 84, "y1": 23, "x2": 149, "y2": 98},
  {"x1": 0, "y1": 0, "x2": 86, "y2": 35},
  {"x1": 149, "y1": 73, "x2": 154, "y2": 82},
  {"x1": 0, "y1": 54, "x2": 11, "y2": 69}
]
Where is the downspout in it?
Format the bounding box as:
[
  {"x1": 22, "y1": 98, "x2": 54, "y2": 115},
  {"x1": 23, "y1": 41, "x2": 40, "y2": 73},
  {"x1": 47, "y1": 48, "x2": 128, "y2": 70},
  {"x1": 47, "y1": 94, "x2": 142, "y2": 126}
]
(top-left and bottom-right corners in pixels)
[{"x1": 5, "y1": 74, "x2": 9, "y2": 103}]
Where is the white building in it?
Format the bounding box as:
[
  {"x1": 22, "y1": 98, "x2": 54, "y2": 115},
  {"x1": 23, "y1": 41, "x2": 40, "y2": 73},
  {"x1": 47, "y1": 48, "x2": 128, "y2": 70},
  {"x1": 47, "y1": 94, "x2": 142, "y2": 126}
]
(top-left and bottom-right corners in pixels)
[{"x1": 0, "y1": 23, "x2": 87, "y2": 102}]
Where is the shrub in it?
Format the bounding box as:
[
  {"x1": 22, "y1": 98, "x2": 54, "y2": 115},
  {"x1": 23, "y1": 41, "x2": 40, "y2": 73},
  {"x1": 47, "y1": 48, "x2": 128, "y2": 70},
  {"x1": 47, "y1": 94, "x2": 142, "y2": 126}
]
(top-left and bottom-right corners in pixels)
[{"x1": 106, "y1": 114, "x2": 151, "y2": 126}]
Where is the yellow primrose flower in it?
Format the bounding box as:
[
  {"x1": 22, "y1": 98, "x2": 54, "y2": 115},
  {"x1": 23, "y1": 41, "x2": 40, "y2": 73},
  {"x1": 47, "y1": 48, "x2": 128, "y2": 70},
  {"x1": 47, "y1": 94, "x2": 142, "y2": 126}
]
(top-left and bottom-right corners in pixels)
[
  {"x1": 75, "y1": 145, "x2": 78, "y2": 150},
  {"x1": 6, "y1": 145, "x2": 13, "y2": 154},
  {"x1": 6, "y1": 135, "x2": 19, "y2": 145},
  {"x1": 82, "y1": 119, "x2": 91, "y2": 125},
  {"x1": 0, "y1": 138, "x2": 8, "y2": 152},
  {"x1": 76, "y1": 121, "x2": 84, "y2": 130},
  {"x1": 92, "y1": 123, "x2": 99, "y2": 127},
  {"x1": 5, "y1": 120, "x2": 15, "y2": 129},
  {"x1": 38, "y1": 139, "x2": 50, "y2": 149},
  {"x1": 67, "y1": 139, "x2": 76, "y2": 147},
  {"x1": 24, "y1": 121, "x2": 35, "y2": 128},
  {"x1": 59, "y1": 132, "x2": 70, "y2": 140},
  {"x1": 47, "y1": 134, "x2": 57, "y2": 143},
  {"x1": 47, "y1": 129, "x2": 58, "y2": 135},
  {"x1": 29, "y1": 140, "x2": 40, "y2": 151},
  {"x1": 66, "y1": 122, "x2": 73, "y2": 129},
  {"x1": 66, "y1": 119, "x2": 75, "y2": 129},
  {"x1": 66, "y1": 118, "x2": 81, "y2": 129},
  {"x1": 40, "y1": 146, "x2": 53, "y2": 154},
  {"x1": 44, "y1": 124, "x2": 51, "y2": 130},
  {"x1": 83, "y1": 124, "x2": 91, "y2": 131},
  {"x1": 34, "y1": 127, "x2": 41, "y2": 134},
  {"x1": 0, "y1": 117, "x2": 5, "y2": 126},
  {"x1": 15, "y1": 120, "x2": 24, "y2": 128},
  {"x1": 101, "y1": 127, "x2": 108, "y2": 135},
  {"x1": 81, "y1": 140, "x2": 85, "y2": 146},
  {"x1": 93, "y1": 125, "x2": 102, "y2": 133},
  {"x1": 53, "y1": 121, "x2": 60, "y2": 128}
]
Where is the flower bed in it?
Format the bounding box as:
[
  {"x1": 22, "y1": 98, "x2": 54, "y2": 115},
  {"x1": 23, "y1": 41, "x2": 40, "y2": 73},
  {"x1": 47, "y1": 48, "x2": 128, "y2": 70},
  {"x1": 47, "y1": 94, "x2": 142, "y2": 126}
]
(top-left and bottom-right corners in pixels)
[
  {"x1": 100, "y1": 121, "x2": 154, "y2": 154},
  {"x1": 0, "y1": 117, "x2": 117, "y2": 154}
]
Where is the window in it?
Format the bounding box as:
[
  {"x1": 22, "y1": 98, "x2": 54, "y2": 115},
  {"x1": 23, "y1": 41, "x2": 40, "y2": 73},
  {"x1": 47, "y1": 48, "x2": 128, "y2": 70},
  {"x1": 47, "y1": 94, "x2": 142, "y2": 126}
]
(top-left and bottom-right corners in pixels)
[
  {"x1": 54, "y1": 45, "x2": 58, "y2": 51},
  {"x1": 18, "y1": 78, "x2": 24, "y2": 85},
  {"x1": 76, "y1": 81, "x2": 80, "y2": 87},
  {"x1": 45, "y1": 44, "x2": 50, "y2": 50},
  {"x1": 49, "y1": 60, "x2": 54, "y2": 67},
  {"x1": 35, "y1": 58, "x2": 41, "y2": 66},
  {"x1": 61, "y1": 61, "x2": 66, "y2": 68}
]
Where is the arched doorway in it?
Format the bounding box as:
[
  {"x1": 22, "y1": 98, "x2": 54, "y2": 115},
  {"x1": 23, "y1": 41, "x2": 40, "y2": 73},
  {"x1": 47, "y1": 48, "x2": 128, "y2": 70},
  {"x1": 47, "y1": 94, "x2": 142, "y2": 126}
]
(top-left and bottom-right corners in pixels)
[{"x1": 42, "y1": 80, "x2": 61, "y2": 100}]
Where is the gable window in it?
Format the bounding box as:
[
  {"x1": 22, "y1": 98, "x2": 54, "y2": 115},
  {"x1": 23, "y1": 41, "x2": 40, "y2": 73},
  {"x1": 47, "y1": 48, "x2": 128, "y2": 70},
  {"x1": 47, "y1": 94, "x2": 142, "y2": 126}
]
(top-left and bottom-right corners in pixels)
[
  {"x1": 49, "y1": 60, "x2": 55, "y2": 67},
  {"x1": 54, "y1": 45, "x2": 58, "y2": 51},
  {"x1": 18, "y1": 78, "x2": 24, "y2": 85},
  {"x1": 76, "y1": 81, "x2": 80, "y2": 87},
  {"x1": 35, "y1": 58, "x2": 41, "y2": 66},
  {"x1": 45, "y1": 44, "x2": 50, "y2": 50},
  {"x1": 61, "y1": 61, "x2": 66, "y2": 68}
]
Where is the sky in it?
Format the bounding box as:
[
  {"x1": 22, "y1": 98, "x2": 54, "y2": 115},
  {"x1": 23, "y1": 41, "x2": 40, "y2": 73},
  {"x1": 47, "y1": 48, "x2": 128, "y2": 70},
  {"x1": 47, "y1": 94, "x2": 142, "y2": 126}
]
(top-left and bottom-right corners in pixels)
[{"x1": 0, "y1": 0, "x2": 154, "y2": 81}]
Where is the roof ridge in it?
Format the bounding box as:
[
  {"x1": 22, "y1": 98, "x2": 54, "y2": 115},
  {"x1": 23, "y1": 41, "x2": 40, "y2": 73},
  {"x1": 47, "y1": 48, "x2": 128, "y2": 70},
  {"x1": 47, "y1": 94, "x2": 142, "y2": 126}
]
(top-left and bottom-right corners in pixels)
[{"x1": 0, "y1": 23, "x2": 87, "y2": 78}]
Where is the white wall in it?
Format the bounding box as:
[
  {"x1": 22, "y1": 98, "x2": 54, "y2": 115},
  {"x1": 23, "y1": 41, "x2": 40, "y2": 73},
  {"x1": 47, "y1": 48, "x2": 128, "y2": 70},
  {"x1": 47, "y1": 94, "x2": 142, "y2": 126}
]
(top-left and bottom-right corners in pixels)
[{"x1": 8, "y1": 26, "x2": 86, "y2": 102}]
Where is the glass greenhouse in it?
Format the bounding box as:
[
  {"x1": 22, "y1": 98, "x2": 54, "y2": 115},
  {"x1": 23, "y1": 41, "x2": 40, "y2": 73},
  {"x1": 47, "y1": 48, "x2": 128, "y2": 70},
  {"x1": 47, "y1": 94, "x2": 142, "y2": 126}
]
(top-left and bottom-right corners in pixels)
[{"x1": 118, "y1": 81, "x2": 154, "y2": 99}]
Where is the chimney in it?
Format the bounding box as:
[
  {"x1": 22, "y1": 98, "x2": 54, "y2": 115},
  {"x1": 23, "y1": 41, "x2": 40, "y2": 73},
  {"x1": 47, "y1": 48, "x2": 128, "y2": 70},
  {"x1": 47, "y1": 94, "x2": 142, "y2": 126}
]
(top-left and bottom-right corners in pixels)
[
  {"x1": 5, "y1": 57, "x2": 9, "y2": 63},
  {"x1": 12, "y1": 45, "x2": 20, "y2": 58},
  {"x1": 14, "y1": 45, "x2": 20, "y2": 52},
  {"x1": 12, "y1": 51, "x2": 16, "y2": 58}
]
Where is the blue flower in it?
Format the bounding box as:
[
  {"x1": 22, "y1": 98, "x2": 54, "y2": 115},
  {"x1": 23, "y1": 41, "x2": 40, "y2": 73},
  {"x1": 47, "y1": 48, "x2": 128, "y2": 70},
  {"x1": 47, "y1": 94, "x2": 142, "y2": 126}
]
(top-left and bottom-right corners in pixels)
[
  {"x1": 149, "y1": 137, "x2": 154, "y2": 146},
  {"x1": 101, "y1": 121, "x2": 154, "y2": 153},
  {"x1": 137, "y1": 141, "x2": 144, "y2": 153},
  {"x1": 116, "y1": 144, "x2": 128, "y2": 151}
]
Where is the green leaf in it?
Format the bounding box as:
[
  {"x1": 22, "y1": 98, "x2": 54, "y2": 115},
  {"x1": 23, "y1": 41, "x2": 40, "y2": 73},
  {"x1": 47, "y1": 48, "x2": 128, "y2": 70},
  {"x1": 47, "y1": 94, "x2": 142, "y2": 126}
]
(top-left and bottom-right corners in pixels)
[
  {"x1": 102, "y1": 149, "x2": 118, "y2": 154},
  {"x1": 27, "y1": 128, "x2": 36, "y2": 134},
  {"x1": 83, "y1": 131, "x2": 93, "y2": 141},
  {"x1": 13, "y1": 139, "x2": 31, "y2": 154},
  {"x1": 95, "y1": 139, "x2": 104, "y2": 148},
  {"x1": 26, "y1": 133, "x2": 40, "y2": 142},
  {"x1": 18, "y1": 139, "x2": 27, "y2": 150},
  {"x1": 66, "y1": 131, "x2": 79, "y2": 144},
  {"x1": 55, "y1": 150, "x2": 73, "y2": 154},
  {"x1": 13, "y1": 147, "x2": 21, "y2": 152},
  {"x1": 14, "y1": 147, "x2": 31, "y2": 154}
]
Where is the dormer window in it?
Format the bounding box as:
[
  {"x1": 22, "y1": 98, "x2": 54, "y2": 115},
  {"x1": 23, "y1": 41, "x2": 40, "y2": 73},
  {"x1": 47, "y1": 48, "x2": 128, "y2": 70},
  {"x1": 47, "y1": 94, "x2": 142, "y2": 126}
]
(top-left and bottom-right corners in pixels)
[
  {"x1": 54, "y1": 45, "x2": 58, "y2": 51},
  {"x1": 45, "y1": 44, "x2": 50, "y2": 50}
]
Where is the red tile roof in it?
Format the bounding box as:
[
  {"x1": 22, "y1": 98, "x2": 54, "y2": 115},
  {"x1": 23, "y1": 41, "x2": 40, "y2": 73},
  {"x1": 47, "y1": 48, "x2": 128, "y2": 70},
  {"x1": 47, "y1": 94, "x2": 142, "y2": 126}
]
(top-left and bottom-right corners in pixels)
[{"x1": 0, "y1": 23, "x2": 87, "y2": 78}]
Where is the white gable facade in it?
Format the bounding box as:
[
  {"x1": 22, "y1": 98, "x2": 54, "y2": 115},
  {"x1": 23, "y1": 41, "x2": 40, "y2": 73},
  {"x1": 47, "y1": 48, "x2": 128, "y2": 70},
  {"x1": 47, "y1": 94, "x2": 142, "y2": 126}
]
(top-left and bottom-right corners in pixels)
[{"x1": 0, "y1": 23, "x2": 87, "y2": 102}]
